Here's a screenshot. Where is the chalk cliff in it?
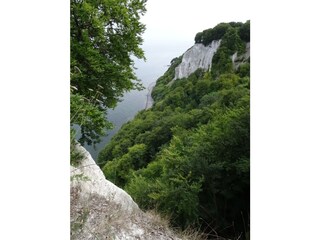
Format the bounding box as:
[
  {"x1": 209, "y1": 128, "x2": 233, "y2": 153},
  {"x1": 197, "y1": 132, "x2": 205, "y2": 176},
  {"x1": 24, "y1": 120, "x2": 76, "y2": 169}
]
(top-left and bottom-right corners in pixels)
[
  {"x1": 174, "y1": 40, "x2": 250, "y2": 80},
  {"x1": 71, "y1": 144, "x2": 181, "y2": 240},
  {"x1": 174, "y1": 40, "x2": 221, "y2": 80}
]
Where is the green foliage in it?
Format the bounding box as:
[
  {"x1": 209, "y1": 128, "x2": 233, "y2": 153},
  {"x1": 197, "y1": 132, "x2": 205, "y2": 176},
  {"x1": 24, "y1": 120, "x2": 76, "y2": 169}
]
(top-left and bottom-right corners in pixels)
[
  {"x1": 100, "y1": 73, "x2": 250, "y2": 238},
  {"x1": 194, "y1": 21, "x2": 249, "y2": 46},
  {"x1": 70, "y1": 128, "x2": 86, "y2": 166},
  {"x1": 102, "y1": 144, "x2": 147, "y2": 187},
  {"x1": 126, "y1": 144, "x2": 204, "y2": 227},
  {"x1": 211, "y1": 47, "x2": 234, "y2": 79},
  {"x1": 70, "y1": 173, "x2": 90, "y2": 182},
  {"x1": 151, "y1": 55, "x2": 183, "y2": 102},
  {"x1": 239, "y1": 20, "x2": 250, "y2": 42},
  {"x1": 148, "y1": 174, "x2": 203, "y2": 228},
  {"x1": 71, "y1": 91, "x2": 113, "y2": 145},
  {"x1": 70, "y1": 0, "x2": 147, "y2": 145},
  {"x1": 124, "y1": 174, "x2": 154, "y2": 208},
  {"x1": 193, "y1": 21, "x2": 249, "y2": 81},
  {"x1": 194, "y1": 23, "x2": 231, "y2": 45},
  {"x1": 209, "y1": 25, "x2": 247, "y2": 79},
  {"x1": 99, "y1": 22, "x2": 250, "y2": 239},
  {"x1": 194, "y1": 32, "x2": 203, "y2": 44},
  {"x1": 237, "y1": 63, "x2": 250, "y2": 77},
  {"x1": 228, "y1": 21, "x2": 244, "y2": 28},
  {"x1": 220, "y1": 27, "x2": 245, "y2": 54}
]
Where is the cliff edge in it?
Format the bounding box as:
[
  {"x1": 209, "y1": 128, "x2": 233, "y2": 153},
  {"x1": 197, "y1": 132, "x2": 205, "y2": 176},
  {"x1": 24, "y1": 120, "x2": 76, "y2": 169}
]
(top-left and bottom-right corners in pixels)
[{"x1": 71, "y1": 144, "x2": 181, "y2": 240}]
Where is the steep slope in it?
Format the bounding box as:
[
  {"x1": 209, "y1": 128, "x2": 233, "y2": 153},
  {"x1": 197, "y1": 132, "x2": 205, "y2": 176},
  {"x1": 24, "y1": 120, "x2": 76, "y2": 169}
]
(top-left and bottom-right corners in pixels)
[
  {"x1": 174, "y1": 39, "x2": 250, "y2": 81},
  {"x1": 71, "y1": 144, "x2": 181, "y2": 240},
  {"x1": 174, "y1": 40, "x2": 221, "y2": 80},
  {"x1": 232, "y1": 42, "x2": 250, "y2": 69},
  {"x1": 98, "y1": 21, "x2": 250, "y2": 239}
]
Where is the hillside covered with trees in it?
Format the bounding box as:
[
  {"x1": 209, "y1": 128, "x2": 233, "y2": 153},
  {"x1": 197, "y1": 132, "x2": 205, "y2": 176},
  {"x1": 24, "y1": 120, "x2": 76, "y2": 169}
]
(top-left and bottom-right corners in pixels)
[{"x1": 98, "y1": 21, "x2": 250, "y2": 239}]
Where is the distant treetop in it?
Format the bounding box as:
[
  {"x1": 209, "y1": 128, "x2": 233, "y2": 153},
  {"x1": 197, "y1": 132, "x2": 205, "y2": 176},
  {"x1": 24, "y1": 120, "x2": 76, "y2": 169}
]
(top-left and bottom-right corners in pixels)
[{"x1": 194, "y1": 20, "x2": 250, "y2": 45}]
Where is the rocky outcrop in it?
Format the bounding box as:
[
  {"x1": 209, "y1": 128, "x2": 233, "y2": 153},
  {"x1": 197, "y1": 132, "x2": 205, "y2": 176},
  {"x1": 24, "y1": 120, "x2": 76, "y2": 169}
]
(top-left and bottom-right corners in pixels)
[
  {"x1": 174, "y1": 40, "x2": 250, "y2": 81},
  {"x1": 71, "y1": 145, "x2": 181, "y2": 240},
  {"x1": 231, "y1": 42, "x2": 250, "y2": 69},
  {"x1": 145, "y1": 82, "x2": 156, "y2": 110},
  {"x1": 174, "y1": 40, "x2": 221, "y2": 80}
]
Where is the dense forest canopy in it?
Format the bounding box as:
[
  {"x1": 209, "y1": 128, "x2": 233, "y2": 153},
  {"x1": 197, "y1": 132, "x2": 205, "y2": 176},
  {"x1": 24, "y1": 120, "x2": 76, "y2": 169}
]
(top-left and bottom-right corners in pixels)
[
  {"x1": 70, "y1": 0, "x2": 147, "y2": 146},
  {"x1": 98, "y1": 21, "x2": 250, "y2": 239},
  {"x1": 194, "y1": 21, "x2": 250, "y2": 45}
]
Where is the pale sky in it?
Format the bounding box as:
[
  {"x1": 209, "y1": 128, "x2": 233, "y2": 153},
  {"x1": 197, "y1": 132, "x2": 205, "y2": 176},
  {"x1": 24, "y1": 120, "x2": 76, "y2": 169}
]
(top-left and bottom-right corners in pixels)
[{"x1": 134, "y1": 0, "x2": 251, "y2": 85}]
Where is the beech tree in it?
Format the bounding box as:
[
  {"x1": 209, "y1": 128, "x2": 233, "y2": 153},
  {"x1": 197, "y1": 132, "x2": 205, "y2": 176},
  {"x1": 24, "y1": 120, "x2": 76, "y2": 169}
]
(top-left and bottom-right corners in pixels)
[{"x1": 70, "y1": 0, "x2": 147, "y2": 145}]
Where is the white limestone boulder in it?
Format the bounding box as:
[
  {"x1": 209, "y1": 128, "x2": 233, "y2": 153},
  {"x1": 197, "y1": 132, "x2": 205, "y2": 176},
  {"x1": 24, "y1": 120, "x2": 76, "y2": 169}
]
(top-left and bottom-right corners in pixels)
[{"x1": 70, "y1": 144, "x2": 181, "y2": 240}]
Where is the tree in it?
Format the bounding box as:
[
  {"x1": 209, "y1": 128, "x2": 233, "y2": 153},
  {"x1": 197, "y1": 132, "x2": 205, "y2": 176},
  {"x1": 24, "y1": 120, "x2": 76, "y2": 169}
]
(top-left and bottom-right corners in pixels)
[
  {"x1": 194, "y1": 32, "x2": 203, "y2": 43},
  {"x1": 211, "y1": 46, "x2": 234, "y2": 79},
  {"x1": 103, "y1": 143, "x2": 147, "y2": 187},
  {"x1": 70, "y1": 0, "x2": 147, "y2": 145},
  {"x1": 238, "y1": 20, "x2": 250, "y2": 42},
  {"x1": 70, "y1": 91, "x2": 113, "y2": 145},
  {"x1": 220, "y1": 27, "x2": 245, "y2": 54},
  {"x1": 194, "y1": 23, "x2": 231, "y2": 45}
]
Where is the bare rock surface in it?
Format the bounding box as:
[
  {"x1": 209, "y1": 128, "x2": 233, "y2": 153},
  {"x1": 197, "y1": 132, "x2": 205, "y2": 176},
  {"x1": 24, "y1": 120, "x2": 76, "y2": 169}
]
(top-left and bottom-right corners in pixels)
[
  {"x1": 174, "y1": 40, "x2": 221, "y2": 80},
  {"x1": 145, "y1": 82, "x2": 156, "y2": 110},
  {"x1": 71, "y1": 145, "x2": 181, "y2": 240},
  {"x1": 174, "y1": 40, "x2": 250, "y2": 81}
]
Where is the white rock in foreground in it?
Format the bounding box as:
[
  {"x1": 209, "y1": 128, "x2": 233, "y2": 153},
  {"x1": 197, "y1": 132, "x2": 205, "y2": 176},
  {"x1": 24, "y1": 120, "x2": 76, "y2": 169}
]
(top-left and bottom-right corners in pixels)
[
  {"x1": 174, "y1": 40, "x2": 221, "y2": 80},
  {"x1": 71, "y1": 145, "x2": 181, "y2": 240}
]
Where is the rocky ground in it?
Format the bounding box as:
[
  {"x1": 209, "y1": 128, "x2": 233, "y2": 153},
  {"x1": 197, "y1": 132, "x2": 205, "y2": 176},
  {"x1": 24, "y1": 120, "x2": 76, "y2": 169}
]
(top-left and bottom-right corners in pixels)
[{"x1": 70, "y1": 144, "x2": 182, "y2": 240}]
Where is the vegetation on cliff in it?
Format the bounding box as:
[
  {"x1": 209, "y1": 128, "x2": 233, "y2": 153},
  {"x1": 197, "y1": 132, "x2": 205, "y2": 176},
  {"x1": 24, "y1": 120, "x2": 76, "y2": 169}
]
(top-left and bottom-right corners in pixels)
[{"x1": 98, "y1": 21, "x2": 250, "y2": 239}]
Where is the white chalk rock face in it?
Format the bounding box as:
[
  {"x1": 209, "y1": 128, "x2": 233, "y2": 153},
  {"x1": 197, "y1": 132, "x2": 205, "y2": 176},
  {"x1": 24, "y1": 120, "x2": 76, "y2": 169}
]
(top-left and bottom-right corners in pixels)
[
  {"x1": 174, "y1": 39, "x2": 221, "y2": 80},
  {"x1": 71, "y1": 145, "x2": 139, "y2": 214},
  {"x1": 71, "y1": 145, "x2": 181, "y2": 240}
]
